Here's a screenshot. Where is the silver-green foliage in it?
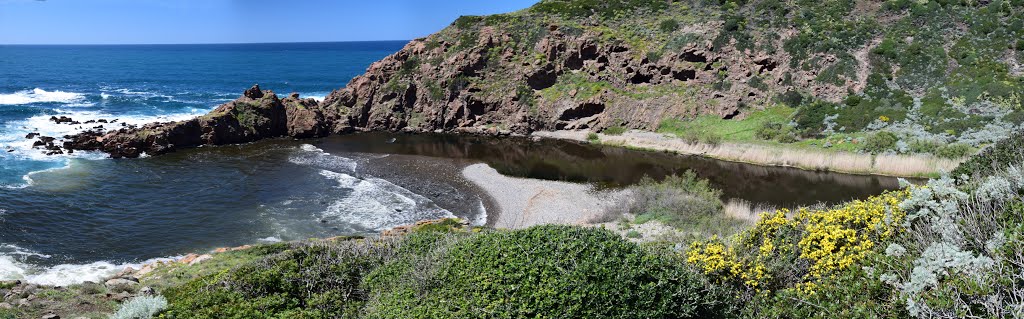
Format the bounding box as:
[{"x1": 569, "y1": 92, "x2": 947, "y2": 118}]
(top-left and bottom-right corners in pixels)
[
  {"x1": 110, "y1": 295, "x2": 168, "y2": 319},
  {"x1": 880, "y1": 166, "x2": 1024, "y2": 318}
]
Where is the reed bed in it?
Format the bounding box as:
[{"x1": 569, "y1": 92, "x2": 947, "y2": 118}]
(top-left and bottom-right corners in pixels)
[{"x1": 536, "y1": 131, "x2": 960, "y2": 177}]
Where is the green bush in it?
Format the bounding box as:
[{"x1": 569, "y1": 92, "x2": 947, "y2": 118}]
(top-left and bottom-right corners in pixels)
[
  {"x1": 659, "y1": 19, "x2": 680, "y2": 33},
  {"x1": 952, "y1": 130, "x2": 1024, "y2": 178},
  {"x1": 587, "y1": 132, "x2": 600, "y2": 142},
  {"x1": 159, "y1": 224, "x2": 739, "y2": 318},
  {"x1": 602, "y1": 125, "x2": 627, "y2": 135},
  {"x1": 159, "y1": 240, "x2": 399, "y2": 318},
  {"x1": 863, "y1": 131, "x2": 899, "y2": 154},
  {"x1": 680, "y1": 130, "x2": 723, "y2": 146},
  {"x1": 777, "y1": 90, "x2": 805, "y2": 108},
  {"x1": 933, "y1": 143, "x2": 973, "y2": 159},
  {"x1": 529, "y1": 0, "x2": 670, "y2": 18},
  {"x1": 365, "y1": 226, "x2": 738, "y2": 318},
  {"x1": 624, "y1": 172, "x2": 742, "y2": 237},
  {"x1": 755, "y1": 121, "x2": 795, "y2": 142}
]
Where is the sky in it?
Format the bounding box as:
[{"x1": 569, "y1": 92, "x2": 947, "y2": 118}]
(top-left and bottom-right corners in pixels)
[{"x1": 0, "y1": 0, "x2": 539, "y2": 45}]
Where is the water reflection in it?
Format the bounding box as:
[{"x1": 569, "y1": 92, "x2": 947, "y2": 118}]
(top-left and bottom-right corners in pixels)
[{"x1": 316, "y1": 132, "x2": 904, "y2": 207}]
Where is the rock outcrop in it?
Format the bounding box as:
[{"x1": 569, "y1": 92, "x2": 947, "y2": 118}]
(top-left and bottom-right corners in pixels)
[
  {"x1": 64, "y1": 0, "x2": 1024, "y2": 157},
  {"x1": 66, "y1": 85, "x2": 331, "y2": 158}
]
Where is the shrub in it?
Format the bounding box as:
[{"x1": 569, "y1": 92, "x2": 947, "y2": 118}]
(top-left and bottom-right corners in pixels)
[
  {"x1": 863, "y1": 131, "x2": 899, "y2": 154},
  {"x1": 794, "y1": 100, "x2": 836, "y2": 134},
  {"x1": 159, "y1": 223, "x2": 740, "y2": 318},
  {"x1": 159, "y1": 239, "x2": 402, "y2": 318},
  {"x1": 952, "y1": 130, "x2": 1024, "y2": 178},
  {"x1": 529, "y1": 0, "x2": 671, "y2": 18},
  {"x1": 586, "y1": 132, "x2": 600, "y2": 142},
  {"x1": 681, "y1": 130, "x2": 723, "y2": 146},
  {"x1": 933, "y1": 143, "x2": 973, "y2": 159},
  {"x1": 876, "y1": 169, "x2": 1024, "y2": 318},
  {"x1": 626, "y1": 230, "x2": 643, "y2": 238},
  {"x1": 687, "y1": 190, "x2": 910, "y2": 294},
  {"x1": 755, "y1": 121, "x2": 795, "y2": 142},
  {"x1": 602, "y1": 125, "x2": 627, "y2": 135},
  {"x1": 365, "y1": 226, "x2": 738, "y2": 318},
  {"x1": 112, "y1": 296, "x2": 168, "y2": 319},
  {"x1": 623, "y1": 172, "x2": 740, "y2": 236},
  {"x1": 777, "y1": 90, "x2": 805, "y2": 108},
  {"x1": 659, "y1": 19, "x2": 680, "y2": 33}
]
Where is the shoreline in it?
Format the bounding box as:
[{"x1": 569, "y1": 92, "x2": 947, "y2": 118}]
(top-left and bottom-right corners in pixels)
[
  {"x1": 533, "y1": 130, "x2": 960, "y2": 178},
  {"x1": 461, "y1": 163, "x2": 629, "y2": 229}
]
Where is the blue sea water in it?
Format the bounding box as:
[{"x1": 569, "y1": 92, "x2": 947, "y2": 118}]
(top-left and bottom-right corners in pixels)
[
  {"x1": 0, "y1": 42, "x2": 405, "y2": 187},
  {"x1": 0, "y1": 42, "x2": 899, "y2": 286},
  {"x1": 0, "y1": 42, "x2": 475, "y2": 285}
]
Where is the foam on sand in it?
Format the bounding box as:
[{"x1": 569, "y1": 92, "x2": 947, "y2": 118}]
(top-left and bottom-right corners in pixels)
[{"x1": 319, "y1": 170, "x2": 455, "y2": 231}]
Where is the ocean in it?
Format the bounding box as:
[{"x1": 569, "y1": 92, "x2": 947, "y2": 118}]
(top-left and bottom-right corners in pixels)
[
  {"x1": 0, "y1": 41, "x2": 901, "y2": 287},
  {"x1": 0, "y1": 42, "x2": 480, "y2": 285}
]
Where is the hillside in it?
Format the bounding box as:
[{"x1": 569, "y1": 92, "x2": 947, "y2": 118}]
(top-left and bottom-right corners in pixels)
[
  {"x1": 61, "y1": 0, "x2": 1024, "y2": 163},
  {"x1": 319, "y1": 0, "x2": 1023, "y2": 147}
]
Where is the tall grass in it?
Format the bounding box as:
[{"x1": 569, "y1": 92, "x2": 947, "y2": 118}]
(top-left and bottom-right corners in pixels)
[{"x1": 537, "y1": 131, "x2": 960, "y2": 177}]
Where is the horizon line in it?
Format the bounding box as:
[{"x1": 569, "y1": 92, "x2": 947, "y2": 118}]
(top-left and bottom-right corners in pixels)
[{"x1": 0, "y1": 39, "x2": 414, "y2": 46}]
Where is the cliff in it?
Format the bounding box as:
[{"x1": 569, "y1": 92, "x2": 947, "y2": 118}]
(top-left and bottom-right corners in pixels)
[{"x1": 66, "y1": 0, "x2": 1024, "y2": 157}]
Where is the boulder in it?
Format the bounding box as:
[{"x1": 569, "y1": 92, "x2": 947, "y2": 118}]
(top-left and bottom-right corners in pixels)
[
  {"x1": 189, "y1": 254, "x2": 213, "y2": 265},
  {"x1": 104, "y1": 278, "x2": 139, "y2": 293},
  {"x1": 244, "y1": 84, "x2": 264, "y2": 99}
]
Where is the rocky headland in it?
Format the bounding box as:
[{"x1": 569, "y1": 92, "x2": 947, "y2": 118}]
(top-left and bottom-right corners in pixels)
[{"x1": 51, "y1": 0, "x2": 1022, "y2": 169}]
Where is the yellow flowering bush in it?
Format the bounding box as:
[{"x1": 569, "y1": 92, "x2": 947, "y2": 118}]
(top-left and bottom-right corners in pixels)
[{"x1": 687, "y1": 190, "x2": 911, "y2": 294}]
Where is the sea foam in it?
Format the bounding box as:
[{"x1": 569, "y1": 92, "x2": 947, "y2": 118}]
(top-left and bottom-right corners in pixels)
[
  {"x1": 0, "y1": 245, "x2": 181, "y2": 286},
  {"x1": 0, "y1": 88, "x2": 87, "y2": 105},
  {"x1": 318, "y1": 170, "x2": 455, "y2": 231}
]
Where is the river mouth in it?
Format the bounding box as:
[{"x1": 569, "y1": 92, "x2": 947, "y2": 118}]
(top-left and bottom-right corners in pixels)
[
  {"x1": 0, "y1": 131, "x2": 901, "y2": 284},
  {"x1": 317, "y1": 132, "x2": 902, "y2": 206}
]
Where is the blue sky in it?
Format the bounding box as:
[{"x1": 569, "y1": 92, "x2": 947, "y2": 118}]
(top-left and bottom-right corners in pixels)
[{"x1": 0, "y1": 0, "x2": 538, "y2": 44}]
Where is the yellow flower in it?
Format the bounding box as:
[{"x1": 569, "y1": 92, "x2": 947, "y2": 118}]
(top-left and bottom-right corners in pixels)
[{"x1": 685, "y1": 190, "x2": 911, "y2": 294}]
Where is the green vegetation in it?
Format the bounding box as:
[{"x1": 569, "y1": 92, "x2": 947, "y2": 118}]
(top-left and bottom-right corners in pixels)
[
  {"x1": 625, "y1": 172, "x2": 745, "y2": 239},
  {"x1": 0, "y1": 281, "x2": 121, "y2": 319},
  {"x1": 602, "y1": 124, "x2": 627, "y2": 135},
  {"x1": 10, "y1": 140, "x2": 1023, "y2": 318},
  {"x1": 862, "y1": 131, "x2": 899, "y2": 154},
  {"x1": 586, "y1": 132, "x2": 599, "y2": 142},
  {"x1": 155, "y1": 225, "x2": 736, "y2": 319},
  {"x1": 952, "y1": 129, "x2": 1024, "y2": 177},
  {"x1": 660, "y1": 106, "x2": 795, "y2": 143}
]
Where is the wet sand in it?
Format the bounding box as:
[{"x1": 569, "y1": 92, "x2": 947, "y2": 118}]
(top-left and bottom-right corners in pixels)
[{"x1": 462, "y1": 163, "x2": 629, "y2": 229}]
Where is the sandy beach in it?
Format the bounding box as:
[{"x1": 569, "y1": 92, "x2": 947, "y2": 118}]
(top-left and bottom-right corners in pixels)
[{"x1": 462, "y1": 163, "x2": 630, "y2": 229}]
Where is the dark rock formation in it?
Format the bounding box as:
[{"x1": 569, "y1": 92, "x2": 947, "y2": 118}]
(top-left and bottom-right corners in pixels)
[{"x1": 65, "y1": 85, "x2": 322, "y2": 158}]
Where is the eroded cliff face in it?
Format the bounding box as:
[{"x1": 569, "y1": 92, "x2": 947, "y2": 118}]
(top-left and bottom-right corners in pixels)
[
  {"x1": 65, "y1": 0, "x2": 1024, "y2": 157},
  {"x1": 319, "y1": 23, "x2": 814, "y2": 134}
]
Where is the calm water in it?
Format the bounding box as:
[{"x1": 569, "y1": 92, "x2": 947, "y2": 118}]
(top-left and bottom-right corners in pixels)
[{"x1": 0, "y1": 42, "x2": 901, "y2": 286}]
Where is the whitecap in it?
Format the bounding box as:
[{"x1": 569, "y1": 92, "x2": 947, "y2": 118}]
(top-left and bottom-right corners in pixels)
[
  {"x1": 23, "y1": 256, "x2": 180, "y2": 286},
  {"x1": 258, "y1": 237, "x2": 283, "y2": 243},
  {"x1": 318, "y1": 170, "x2": 455, "y2": 231},
  {"x1": 0, "y1": 244, "x2": 52, "y2": 259},
  {"x1": 0, "y1": 108, "x2": 206, "y2": 162},
  {"x1": 289, "y1": 144, "x2": 358, "y2": 172},
  {"x1": 0, "y1": 88, "x2": 87, "y2": 105},
  {"x1": 0, "y1": 250, "x2": 181, "y2": 286}
]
